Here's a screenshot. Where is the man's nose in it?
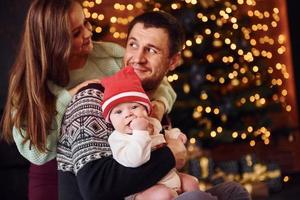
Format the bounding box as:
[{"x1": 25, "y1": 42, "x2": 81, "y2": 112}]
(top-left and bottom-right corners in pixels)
[{"x1": 133, "y1": 48, "x2": 146, "y2": 63}]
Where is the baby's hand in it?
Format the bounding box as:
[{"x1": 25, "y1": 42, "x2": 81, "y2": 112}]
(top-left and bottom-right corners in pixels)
[{"x1": 130, "y1": 117, "x2": 149, "y2": 131}]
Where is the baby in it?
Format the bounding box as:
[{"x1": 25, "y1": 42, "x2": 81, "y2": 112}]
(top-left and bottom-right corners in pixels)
[{"x1": 101, "y1": 66, "x2": 199, "y2": 199}]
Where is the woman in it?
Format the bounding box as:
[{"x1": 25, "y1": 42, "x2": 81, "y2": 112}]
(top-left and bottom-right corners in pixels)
[{"x1": 1, "y1": 0, "x2": 176, "y2": 199}]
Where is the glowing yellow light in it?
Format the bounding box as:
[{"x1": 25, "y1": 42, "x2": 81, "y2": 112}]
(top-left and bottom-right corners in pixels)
[
  {"x1": 283, "y1": 176, "x2": 289, "y2": 182},
  {"x1": 268, "y1": 67, "x2": 273, "y2": 74},
  {"x1": 228, "y1": 73, "x2": 234, "y2": 79},
  {"x1": 252, "y1": 66, "x2": 259, "y2": 72},
  {"x1": 84, "y1": 12, "x2": 91, "y2": 18},
  {"x1": 98, "y1": 14, "x2": 104, "y2": 21},
  {"x1": 250, "y1": 39, "x2": 256, "y2": 46},
  {"x1": 238, "y1": 49, "x2": 244, "y2": 55},
  {"x1": 193, "y1": 111, "x2": 201, "y2": 119},
  {"x1": 119, "y1": 5, "x2": 126, "y2": 11},
  {"x1": 120, "y1": 32, "x2": 127, "y2": 39},
  {"x1": 95, "y1": 27, "x2": 102, "y2": 33},
  {"x1": 286, "y1": 105, "x2": 292, "y2": 112},
  {"x1": 264, "y1": 11, "x2": 270, "y2": 18},
  {"x1": 91, "y1": 12, "x2": 98, "y2": 19},
  {"x1": 217, "y1": 127, "x2": 223, "y2": 133},
  {"x1": 191, "y1": 0, "x2": 197, "y2": 5},
  {"x1": 206, "y1": 74, "x2": 213, "y2": 80},
  {"x1": 214, "y1": 32, "x2": 220, "y2": 38},
  {"x1": 114, "y1": 3, "x2": 120, "y2": 9},
  {"x1": 190, "y1": 138, "x2": 196, "y2": 144},
  {"x1": 171, "y1": 3, "x2": 179, "y2": 9},
  {"x1": 230, "y1": 44, "x2": 237, "y2": 50},
  {"x1": 135, "y1": 2, "x2": 143, "y2": 9},
  {"x1": 271, "y1": 21, "x2": 277, "y2": 27},
  {"x1": 183, "y1": 49, "x2": 192, "y2": 58},
  {"x1": 237, "y1": 0, "x2": 244, "y2": 5},
  {"x1": 202, "y1": 16, "x2": 208, "y2": 22},
  {"x1": 211, "y1": 131, "x2": 217, "y2": 138},
  {"x1": 281, "y1": 89, "x2": 288, "y2": 96},
  {"x1": 183, "y1": 83, "x2": 190, "y2": 94},
  {"x1": 205, "y1": 29, "x2": 212, "y2": 35},
  {"x1": 197, "y1": 13, "x2": 203, "y2": 19},
  {"x1": 82, "y1": 1, "x2": 89, "y2": 7},
  {"x1": 195, "y1": 37, "x2": 203, "y2": 44},
  {"x1": 225, "y1": 38, "x2": 231, "y2": 44},
  {"x1": 219, "y1": 77, "x2": 225, "y2": 84},
  {"x1": 250, "y1": 140, "x2": 256, "y2": 147},
  {"x1": 127, "y1": 4, "x2": 134, "y2": 10},
  {"x1": 264, "y1": 139, "x2": 270, "y2": 145},
  {"x1": 186, "y1": 40, "x2": 192, "y2": 46},
  {"x1": 201, "y1": 92, "x2": 208, "y2": 100},
  {"x1": 205, "y1": 107, "x2": 212, "y2": 113},
  {"x1": 110, "y1": 16, "x2": 117, "y2": 23},
  {"x1": 95, "y1": 0, "x2": 102, "y2": 4},
  {"x1": 247, "y1": 126, "x2": 253, "y2": 132},
  {"x1": 210, "y1": 14, "x2": 216, "y2": 20},
  {"x1": 242, "y1": 77, "x2": 248, "y2": 84},
  {"x1": 113, "y1": 32, "x2": 120, "y2": 38},
  {"x1": 196, "y1": 106, "x2": 203, "y2": 112},
  {"x1": 221, "y1": 114, "x2": 227, "y2": 122},
  {"x1": 232, "y1": 24, "x2": 239, "y2": 29},
  {"x1": 214, "y1": 108, "x2": 220, "y2": 115},
  {"x1": 241, "y1": 133, "x2": 247, "y2": 139},
  {"x1": 273, "y1": 8, "x2": 279, "y2": 14},
  {"x1": 232, "y1": 132, "x2": 238, "y2": 138},
  {"x1": 207, "y1": 54, "x2": 214, "y2": 63},
  {"x1": 89, "y1": 1, "x2": 95, "y2": 7}
]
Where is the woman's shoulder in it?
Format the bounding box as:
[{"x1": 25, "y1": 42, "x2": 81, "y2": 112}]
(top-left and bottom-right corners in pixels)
[{"x1": 92, "y1": 41, "x2": 125, "y2": 58}]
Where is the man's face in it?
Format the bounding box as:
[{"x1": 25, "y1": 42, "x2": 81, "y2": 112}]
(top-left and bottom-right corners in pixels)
[{"x1": 123, "y1": 23, "x2": 178, "y2": 91}]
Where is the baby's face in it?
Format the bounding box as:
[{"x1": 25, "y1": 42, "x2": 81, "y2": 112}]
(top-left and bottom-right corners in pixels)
[{"x1": 109, "y1": 102, "x2": 148, "y2": 133}]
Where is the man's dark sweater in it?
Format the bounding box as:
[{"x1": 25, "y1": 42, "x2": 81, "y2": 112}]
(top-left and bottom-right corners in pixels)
[{"x1": 57, "y1": 84, "x2": 175, "y2": 200}]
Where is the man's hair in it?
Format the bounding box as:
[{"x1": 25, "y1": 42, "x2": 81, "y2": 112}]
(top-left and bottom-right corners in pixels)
[{"x1": 128, "y1": 11, "x2": 185, "y2": 57}]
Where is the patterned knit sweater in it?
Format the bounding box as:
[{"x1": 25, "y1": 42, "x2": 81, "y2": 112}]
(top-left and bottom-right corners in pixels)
[
  {"x1": 57, "y1": 84, "x2": 113, "y2": 174},
  {"x1": 57, "y1": 84, "x2": 176, "y2": 200}
]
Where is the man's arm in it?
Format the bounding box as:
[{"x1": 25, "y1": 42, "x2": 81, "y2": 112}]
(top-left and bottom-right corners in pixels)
[
  {"x1": 57, "y1": 83, "x2": 177, "y2": 200},
  {"x1": 76, "y1": 147, "x2": 175, "y2": 200}
]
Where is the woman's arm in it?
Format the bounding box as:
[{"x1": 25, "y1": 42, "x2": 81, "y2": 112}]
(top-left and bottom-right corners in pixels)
[{"x1": 12, "y1": 84, "x2": 72, "y2": 164}]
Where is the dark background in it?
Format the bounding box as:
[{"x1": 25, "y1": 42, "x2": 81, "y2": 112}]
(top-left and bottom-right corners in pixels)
[{"x1": 0, "y1": 0, "x2": 299, "y2": 200}]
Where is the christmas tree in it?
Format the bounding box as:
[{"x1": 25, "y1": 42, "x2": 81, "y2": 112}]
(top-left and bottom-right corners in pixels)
[{"x1": 143, "y1": 0, "x2": 294, "y2": 148}]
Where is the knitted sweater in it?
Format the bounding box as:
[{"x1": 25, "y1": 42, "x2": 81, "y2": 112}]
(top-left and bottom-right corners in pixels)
[
  {"x1": 57, "y1": 84, "x2": 175, "y2": 200},
  {"x1": 12, "y1": 41, "x2": 176, "y2": 165}
]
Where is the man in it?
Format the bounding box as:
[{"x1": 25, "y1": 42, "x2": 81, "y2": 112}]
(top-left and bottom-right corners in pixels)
[{"x1": 57, "y1": 11, "x2": 250, "y2": 200}]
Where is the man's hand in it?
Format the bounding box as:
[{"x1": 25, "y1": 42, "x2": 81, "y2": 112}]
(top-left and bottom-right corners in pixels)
[
  {"x1": 165, "y1": 136, "x2": 187, "y2": 169},
  {"x1": 150, "y1": 100, "x2": 165, "y2": 121}
]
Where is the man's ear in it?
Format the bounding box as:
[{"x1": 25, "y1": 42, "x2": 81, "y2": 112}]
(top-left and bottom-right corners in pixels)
[{"x1": 169, "y1": 52, "x2": 181, "y2": 71}]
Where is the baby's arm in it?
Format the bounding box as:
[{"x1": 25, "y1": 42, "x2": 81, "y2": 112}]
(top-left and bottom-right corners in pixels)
[{"x1": 108, "y1": 118, "x2": 152, "y2": 167}]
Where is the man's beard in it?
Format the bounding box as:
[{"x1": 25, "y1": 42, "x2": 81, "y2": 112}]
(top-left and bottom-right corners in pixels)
[{"x1": 142, "y1": 76, "x2": 164, "y2": 91}]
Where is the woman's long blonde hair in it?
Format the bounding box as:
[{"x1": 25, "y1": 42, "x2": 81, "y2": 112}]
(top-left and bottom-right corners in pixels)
[{"x1": 1, "y1": 0, "x2": 75, "y2": 152}]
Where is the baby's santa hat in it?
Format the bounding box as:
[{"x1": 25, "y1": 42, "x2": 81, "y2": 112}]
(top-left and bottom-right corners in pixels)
[{"x1": 101, "y1": 66, "x2": 152, "y2": 122}]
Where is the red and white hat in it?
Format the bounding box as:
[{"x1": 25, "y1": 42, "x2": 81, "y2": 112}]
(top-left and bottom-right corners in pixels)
[{"x1": 101, "y1": 66, "x2": 152, "y2": 122}]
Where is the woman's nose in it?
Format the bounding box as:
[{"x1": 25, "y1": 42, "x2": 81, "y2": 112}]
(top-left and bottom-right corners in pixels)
[{"x1": 83, "y1": 23, "x2": 92, "y2": 38}]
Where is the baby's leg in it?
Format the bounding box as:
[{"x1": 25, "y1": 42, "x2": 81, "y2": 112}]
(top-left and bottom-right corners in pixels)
[
  {"x1": 178, "y1": 172, "x2": 199, "y2": 192},
  {"x1": 135, "y1": 184, "x2": 178, "y2": 200}
]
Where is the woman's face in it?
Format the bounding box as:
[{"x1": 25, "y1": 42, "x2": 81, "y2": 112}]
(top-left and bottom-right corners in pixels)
[{"x1": 68, "y1": 2, "x2": 93, "y2": 57}]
